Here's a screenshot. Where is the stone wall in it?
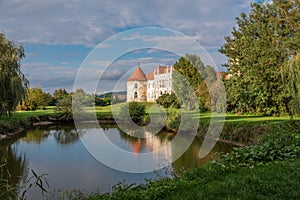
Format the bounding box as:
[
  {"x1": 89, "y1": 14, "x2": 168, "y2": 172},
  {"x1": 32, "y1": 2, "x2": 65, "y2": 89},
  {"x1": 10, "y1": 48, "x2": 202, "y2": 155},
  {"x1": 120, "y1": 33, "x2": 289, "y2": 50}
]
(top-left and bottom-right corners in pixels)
[{"x1": 127, "y1": 81, "x2": 147, "y2": 102}]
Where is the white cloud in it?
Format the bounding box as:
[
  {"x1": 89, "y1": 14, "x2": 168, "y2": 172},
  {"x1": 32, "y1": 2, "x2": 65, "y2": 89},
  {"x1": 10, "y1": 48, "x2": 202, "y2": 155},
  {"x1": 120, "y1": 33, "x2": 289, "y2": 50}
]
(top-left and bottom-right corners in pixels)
[
  {"x1": 22, "y1": 62, "x2": 78, "y2": 92},
  {"x1": 0, "y1": 0, "x2": 254, "y2": 92},
  {"x1": 0, "y1": 0, "x2": 253, "y2": 47}
]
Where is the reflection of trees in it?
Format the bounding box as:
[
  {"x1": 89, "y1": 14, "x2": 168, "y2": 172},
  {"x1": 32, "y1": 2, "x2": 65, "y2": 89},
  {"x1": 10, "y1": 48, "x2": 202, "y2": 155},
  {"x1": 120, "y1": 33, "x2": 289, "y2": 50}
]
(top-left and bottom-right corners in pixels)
[
  {"x1": 0, "y1": 141, "x2": 28, "y2": 199},
  {"x1": 99, "y1": 123, "x2": 118, "y2": 131},
  {"x1": 172, "y1": 138, "x2": 233, "y2": 175},
  {"x1": 53, "y1": 127, "x2": 82, "y2": 146},
  {"x1": 21, "y1": 129, "x2": 50, "y2": 144},
  {"x1": 22, "y1": 125, "x2": 83, "y2": 146}
]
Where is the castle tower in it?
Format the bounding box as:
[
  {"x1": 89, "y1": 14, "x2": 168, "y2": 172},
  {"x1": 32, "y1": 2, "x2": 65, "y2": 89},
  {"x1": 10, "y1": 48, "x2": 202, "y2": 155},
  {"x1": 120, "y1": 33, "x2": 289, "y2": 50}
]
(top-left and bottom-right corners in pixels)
[{"x1": 127, "y1": 66, "x2": 147, "y2": 102}]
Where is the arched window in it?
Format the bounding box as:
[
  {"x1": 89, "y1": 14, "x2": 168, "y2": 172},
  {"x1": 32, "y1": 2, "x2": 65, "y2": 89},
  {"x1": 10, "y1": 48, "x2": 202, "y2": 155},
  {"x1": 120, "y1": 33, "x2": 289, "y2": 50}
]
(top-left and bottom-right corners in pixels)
[
  {"x1": 134, "y1": 83, "x2": 138, "y2": 88},
  {"x1": 134, "y1": 92, "x2": 138, "y2": 99}
]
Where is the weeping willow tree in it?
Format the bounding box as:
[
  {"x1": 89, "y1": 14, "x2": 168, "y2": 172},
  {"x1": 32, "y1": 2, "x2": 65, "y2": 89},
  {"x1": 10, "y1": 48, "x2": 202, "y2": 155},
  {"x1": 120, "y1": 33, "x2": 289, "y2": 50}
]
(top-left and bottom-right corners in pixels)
[
  {"x1": 284, "y1": 51, "x2": 300, "y2": 118},
  {"x1": 0, "y1": 33, "x2": 28, "y2": 116}
]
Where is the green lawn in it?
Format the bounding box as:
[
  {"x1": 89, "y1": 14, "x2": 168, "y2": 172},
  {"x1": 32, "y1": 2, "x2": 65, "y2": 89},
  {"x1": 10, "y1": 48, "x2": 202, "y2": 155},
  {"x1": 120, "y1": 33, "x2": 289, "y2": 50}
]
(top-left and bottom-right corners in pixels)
[
  {"x1": 84, "y1": 158, "x2": 300, "y2": 200},
  {"x1": 1, "y1": 104, "x2": 299, "y2": 124},
  {"x1": 13, "y1": 106, "x2": 56, "y2": 119}
]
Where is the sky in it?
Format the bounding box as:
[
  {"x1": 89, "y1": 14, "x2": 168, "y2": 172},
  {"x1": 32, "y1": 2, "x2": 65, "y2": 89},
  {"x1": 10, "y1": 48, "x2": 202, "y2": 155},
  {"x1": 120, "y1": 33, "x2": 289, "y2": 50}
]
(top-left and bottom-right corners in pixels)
[{"x1": 0, "y1": 0, "x2": 256, "y2": 94}]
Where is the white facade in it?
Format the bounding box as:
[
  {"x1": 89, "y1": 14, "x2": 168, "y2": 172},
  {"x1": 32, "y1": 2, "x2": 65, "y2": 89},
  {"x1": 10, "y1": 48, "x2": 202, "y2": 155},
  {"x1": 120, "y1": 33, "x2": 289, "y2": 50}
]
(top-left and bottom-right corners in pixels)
[
  {"x1": 127, "y1": 66, "x2": 173, "y2": 102},
  {"x1": 147, "y1": 79, "x2": 155, "y2": 102}
]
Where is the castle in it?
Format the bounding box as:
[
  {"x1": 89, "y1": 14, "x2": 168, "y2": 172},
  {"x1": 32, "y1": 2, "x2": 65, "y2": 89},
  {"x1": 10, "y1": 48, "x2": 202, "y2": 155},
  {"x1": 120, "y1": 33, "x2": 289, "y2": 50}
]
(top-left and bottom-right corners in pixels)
[{"x1": 127, "y1": 66, "x2": 173, "y2": 102}]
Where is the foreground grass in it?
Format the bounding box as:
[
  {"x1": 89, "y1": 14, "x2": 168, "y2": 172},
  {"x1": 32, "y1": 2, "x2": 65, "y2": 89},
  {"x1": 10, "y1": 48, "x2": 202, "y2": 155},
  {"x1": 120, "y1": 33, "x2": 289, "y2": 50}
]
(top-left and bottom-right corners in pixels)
[{"x1": 82, "y1": 159, "x2": 300, "y2": 200}]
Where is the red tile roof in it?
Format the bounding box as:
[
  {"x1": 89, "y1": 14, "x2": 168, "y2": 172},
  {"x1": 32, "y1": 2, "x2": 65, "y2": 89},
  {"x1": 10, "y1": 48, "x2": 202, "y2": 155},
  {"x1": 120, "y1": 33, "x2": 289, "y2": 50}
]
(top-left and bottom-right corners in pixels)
[
  {"x1": 128, "y1": 66, "x2": 147, "y2": 81},
  {"x1": 146, "y1": 72, "x2": 154, "y2": 80},
  {"x1": 155, "y1": 66, "x2": 172, "y2": 74}
]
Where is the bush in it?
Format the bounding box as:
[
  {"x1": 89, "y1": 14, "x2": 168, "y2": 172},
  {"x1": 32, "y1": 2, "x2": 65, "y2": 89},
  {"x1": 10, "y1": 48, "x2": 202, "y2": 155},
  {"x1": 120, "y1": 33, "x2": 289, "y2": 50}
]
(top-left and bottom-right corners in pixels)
[
  {"x1": 119, "y1": 102, "x2": 146, "y2": 124},
  {"x1": 166, "y1": 108, "x2": 181, "y2": 129},
  {"x1": 219, "y1": 127, "x2": 300, "y2": 169}
]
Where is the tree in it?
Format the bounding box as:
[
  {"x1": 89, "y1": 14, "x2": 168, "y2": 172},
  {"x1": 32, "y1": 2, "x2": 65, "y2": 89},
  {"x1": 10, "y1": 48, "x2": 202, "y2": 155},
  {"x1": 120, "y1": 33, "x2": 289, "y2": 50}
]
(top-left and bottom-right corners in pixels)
[
  {"x1": 55, "y1": 95, "x2": 73, "y2": 120},
  {"x1": 173, "y1": 54, "x2": 204, "y2": 89},
  {"x1": 24, "y1": 87, "x2": 52, "y2": 110},
  {"x1": 203, "y1": 65, "x2": 217, "y2": 83},
  {"x1": 94, "y1": 95, "x2": 107, "y2": 106},
  {"x1": 0, "y1": 33, "x2": 28, "y2": 116},
  {"x1": 72, "y1": 89, "x2": 94, "y2": 106},
  {"x1": 196, "y1": 65, "x2": 219, "y2": 112},
  {"x1": 284, "y1": 51, "x2": 300, "y2": 117},
  {"x1": 156, "y1": 93, "x2": 180, "y2": 108},
  {"x1": 103, "y1": 93, "x2": 112, "y2": 105},
  {"x1": 173, "y1": 55, "x2": 204, "y2": 109},
  {"x1": 52, "y1": 88, "x2": 69, "y2": 105},
  {"x1": 220, "y1": 0, "x2": 300, "y2": 115}
]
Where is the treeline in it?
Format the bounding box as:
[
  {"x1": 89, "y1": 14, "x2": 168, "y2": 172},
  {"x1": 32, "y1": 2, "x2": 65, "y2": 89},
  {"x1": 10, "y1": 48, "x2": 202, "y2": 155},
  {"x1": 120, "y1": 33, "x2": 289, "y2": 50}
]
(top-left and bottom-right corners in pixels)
[{"x1": 17, "y1": 88, "x2": 114, "y2": 111}]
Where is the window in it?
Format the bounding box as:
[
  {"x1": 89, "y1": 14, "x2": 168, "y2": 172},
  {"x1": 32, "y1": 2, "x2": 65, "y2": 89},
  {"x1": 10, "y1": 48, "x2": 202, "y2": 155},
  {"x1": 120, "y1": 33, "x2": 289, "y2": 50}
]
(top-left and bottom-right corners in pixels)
[
  {"x1": 134, "y1": 83, "x2": 138, "y2": 88},
  {"x1": 134, "y1": 92, "x2": 138, "y2": 98}
]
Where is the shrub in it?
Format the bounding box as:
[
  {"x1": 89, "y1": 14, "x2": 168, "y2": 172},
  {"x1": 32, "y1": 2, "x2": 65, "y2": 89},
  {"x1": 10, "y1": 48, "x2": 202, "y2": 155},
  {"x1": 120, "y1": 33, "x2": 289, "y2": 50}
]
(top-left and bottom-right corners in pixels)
[
  {"x1": 119, "y1": 102, "x2": 146, "y2": 124},
  {"x1": 166, "y1": 108, "x2": 181, "y2": 129},
  {"x1": 219, "y1": 128, "x2": 300, "y2": 169}
]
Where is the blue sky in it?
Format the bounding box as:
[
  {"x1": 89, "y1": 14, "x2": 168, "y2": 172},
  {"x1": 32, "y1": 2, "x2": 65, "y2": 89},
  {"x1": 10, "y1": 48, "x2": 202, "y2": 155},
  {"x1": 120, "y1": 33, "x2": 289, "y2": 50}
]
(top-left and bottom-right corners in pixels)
[{"x1": 0, "y1": 0, "x2": 255, "y2": 93}]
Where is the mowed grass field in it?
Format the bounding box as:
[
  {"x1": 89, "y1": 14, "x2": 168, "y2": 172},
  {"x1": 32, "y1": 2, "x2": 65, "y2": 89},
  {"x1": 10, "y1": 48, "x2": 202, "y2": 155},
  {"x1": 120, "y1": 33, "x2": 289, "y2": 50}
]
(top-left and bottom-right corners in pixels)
[{"x1": 1, "y1": 103, "x2": 299, "y2": 124}]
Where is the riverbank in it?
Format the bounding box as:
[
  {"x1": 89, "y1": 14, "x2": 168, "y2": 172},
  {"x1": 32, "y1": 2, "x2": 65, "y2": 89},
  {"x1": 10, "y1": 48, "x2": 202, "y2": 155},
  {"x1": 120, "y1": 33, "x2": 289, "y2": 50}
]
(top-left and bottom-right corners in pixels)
[
  {"x1": 1, "y1": 107, "x2": 300, "y2": 199},
  {"x1": 73, "y1": 121, "x2": 300, "y2": 199},
  {"x1": 82, "y1": 158, "x2": 300, "y2": 200},
  {"x1": 1, "y1": 106, "x2": 299, "y2": 147}
]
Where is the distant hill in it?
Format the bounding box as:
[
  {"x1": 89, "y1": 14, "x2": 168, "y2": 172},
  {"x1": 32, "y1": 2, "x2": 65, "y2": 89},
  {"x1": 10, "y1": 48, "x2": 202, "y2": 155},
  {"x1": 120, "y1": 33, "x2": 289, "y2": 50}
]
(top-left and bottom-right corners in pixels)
[{"x1": 98, "y1": 91, "x2": 126, "y2": 102}]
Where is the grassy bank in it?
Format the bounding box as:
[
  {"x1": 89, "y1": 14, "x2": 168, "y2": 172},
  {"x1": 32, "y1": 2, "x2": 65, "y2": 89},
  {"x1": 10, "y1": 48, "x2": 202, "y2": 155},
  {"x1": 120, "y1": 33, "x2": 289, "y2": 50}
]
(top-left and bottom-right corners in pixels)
[
  {"x1": 0, "y1": 107, "x2": 56, "y2": 135},
  {"x1": 83, "y1": 159, "x2": 300, "y2": 200}
]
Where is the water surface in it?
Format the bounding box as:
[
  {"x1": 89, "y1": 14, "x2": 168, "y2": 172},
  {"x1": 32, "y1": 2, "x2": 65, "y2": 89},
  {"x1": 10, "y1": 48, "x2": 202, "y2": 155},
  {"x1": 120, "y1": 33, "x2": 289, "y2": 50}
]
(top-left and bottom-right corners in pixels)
[{"x1": 0, "y1": 124, "x2": 232, "y2": 199}]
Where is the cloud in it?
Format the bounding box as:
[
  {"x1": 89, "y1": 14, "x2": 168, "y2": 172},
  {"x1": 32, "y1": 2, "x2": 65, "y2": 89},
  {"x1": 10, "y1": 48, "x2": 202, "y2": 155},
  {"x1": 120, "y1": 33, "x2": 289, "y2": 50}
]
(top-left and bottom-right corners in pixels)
[
  {"x1": 0, "y1": 0, "x2": 252, "y2": 47},
  {"x1": 22, "y1": 62, "x2": 78, "y2": 92},
  {"x1": 0, "y1": 0, "x2": 254, "y2": 93}
]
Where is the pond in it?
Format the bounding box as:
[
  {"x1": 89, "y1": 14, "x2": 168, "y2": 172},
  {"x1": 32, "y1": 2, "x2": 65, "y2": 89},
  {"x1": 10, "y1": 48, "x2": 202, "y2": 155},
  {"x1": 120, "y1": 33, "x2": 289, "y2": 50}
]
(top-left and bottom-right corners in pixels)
[{"x1": 0, "y1": 123, "x2": 232, "y2": 199}]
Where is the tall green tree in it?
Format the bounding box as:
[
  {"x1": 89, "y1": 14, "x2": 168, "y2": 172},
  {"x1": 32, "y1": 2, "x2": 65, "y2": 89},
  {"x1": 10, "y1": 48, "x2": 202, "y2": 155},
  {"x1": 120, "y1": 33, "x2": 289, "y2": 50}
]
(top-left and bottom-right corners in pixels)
[
  {"x1": 173, "y1": 54, "x2": 204, "y2": 89},
  {"x1": 220, "y1": 0, "x2": 300, "y2": 115},
  {"x1": 0, "y1": 33, "x2": 28, "y2": 116},
  {"x1": 173, "y1": 54, "x2": 204, "y2": 109},
  {"x1": 284, "y1": 51, "x2": 300, "y2": 117},
  {"x1": 24, "y1": 87, "x2": 52, "y2": 110},
  {"x1": 52, "y1": 88, "x2": 69, "y2": 105}
]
